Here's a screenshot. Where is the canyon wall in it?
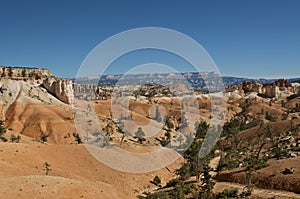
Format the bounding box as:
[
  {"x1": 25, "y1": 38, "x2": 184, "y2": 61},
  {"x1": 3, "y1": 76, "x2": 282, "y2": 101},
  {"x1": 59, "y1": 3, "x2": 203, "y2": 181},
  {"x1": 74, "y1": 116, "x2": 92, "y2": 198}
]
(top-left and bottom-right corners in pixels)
[{"x1": 0, "y1": 66, "x2": 73, "y2": 104}]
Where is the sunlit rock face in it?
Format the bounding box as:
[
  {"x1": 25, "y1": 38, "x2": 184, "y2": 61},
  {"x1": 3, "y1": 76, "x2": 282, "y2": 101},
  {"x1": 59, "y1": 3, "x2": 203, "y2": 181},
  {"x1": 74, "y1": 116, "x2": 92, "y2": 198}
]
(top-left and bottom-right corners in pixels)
[
  {"x1": 42, "y1": 77, "x2": 73, "y2": 104},
  {"x1": 0, "y1": 66, "x2": 73, "y2": 104},
  {"x1": 291, "y1": 83, "x2": 300, "y2": 94},
  {"x1": 242, "y1": 81, "x2": 263, "y2": 94},
  {"x1": 0, "y1": 66, "x2": 52, "y2": 83},
  {"x1": 239, "y1": 79, "x2": 300, "y2": 99}
]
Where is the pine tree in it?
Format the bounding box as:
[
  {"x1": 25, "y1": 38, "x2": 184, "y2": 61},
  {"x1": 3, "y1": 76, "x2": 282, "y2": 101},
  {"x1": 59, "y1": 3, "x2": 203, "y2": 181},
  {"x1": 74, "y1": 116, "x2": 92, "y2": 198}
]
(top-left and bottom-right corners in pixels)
[
  {"x1": 40, "y1": 133, "x2": 48, "y2": 143},
  {"x1": 135, "y1": 127, "x2": 145, "y2": 144},
  {"x1": 155, "y1": 105, "x2": 162, "y2": 122},
  {"x1": 152, "y1": 175, "x2": 161, "y2": 186},
  {"x1": 198, "y1": 165, "x2": 215, "y2": 198}
]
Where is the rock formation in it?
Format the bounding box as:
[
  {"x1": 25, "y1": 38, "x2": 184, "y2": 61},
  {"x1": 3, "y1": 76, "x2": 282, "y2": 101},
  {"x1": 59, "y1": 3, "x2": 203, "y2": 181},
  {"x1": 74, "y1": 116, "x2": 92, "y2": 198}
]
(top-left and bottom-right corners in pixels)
[
  {"x1": 42, "y1": 77, "x2": 73, "y2": 104},
  {"x1": 73, "y1": 83, "x2": 112, "y2": 101},
  {"x1": 0, "y1": 66, "x2": 52, "y2": 83},
  {"x1": 0, "y1": 66, "x2": 73, "y2": 104},
  {"x1": 242, "y1": 81, "x2": 263, "y2": 94},
  {"x1": 240, "y1": 79, "x2": 300, "y2": 99}
]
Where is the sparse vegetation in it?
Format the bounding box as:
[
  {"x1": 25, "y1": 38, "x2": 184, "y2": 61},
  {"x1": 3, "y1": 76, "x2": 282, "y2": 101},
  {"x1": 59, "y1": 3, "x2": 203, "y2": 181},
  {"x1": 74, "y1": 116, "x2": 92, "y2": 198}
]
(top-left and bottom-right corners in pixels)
[
  {"x1": 1, "y1": 70, "x2": 300, "y2": 198},
  {"x1": 265, "y1": 111, "x2": 275, "y2": 121},
  {"x1": 195, "y1": 121, "x2": 209, "y2": 139},
  {"x1": 215, "y1": 188, "x2": 239, "y2": 198},
  {"x1": 10, "y1": 133, "x2": 21, "y2": 143},
  {"x1": 0, "y1": 120, "x2": 7, "y2": 142},
  {"x1": 151, "y1": 175, "x2": 162, "y2": 187},
  {"x1": 154, "y1": 105, "x2": 162, "y2": 122},
  {"x1": 43, "y1": 162, "x2": 52, "y2": 175},
  {"x1": 135, "y1": 127, "x2": 146, "y2": 144},
  {"x1": 103, "y1": 122, "x2": 114, "y2": 140},
  {"x1": 73, "y1": 133, "x2": 83, "y2": 144},
  {"x1": 159, "y1": 130, "x2": 171, "y2": 146},
  {"x1": 197, "y1": 165, "x2": 215, "y2": 198},
  {"x1": 40, "y1": 133, "x2": 48, "y2": 143}
]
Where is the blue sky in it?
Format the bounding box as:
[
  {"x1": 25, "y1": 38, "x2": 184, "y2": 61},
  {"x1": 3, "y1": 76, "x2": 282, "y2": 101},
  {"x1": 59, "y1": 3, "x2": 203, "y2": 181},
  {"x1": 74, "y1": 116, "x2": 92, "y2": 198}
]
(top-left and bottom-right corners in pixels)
[{"x1": 0, "y1": 0, "x2": 299, "y2": 78}]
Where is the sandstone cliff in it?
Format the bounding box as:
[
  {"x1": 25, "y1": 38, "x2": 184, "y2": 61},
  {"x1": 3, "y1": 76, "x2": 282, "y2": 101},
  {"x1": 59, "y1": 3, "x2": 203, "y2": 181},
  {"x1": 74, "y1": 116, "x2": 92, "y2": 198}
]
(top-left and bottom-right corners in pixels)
[
  {"x1": 0, "y1": 66, "x2": 52, "y2": 82},
  {"x1": 0, "y1": 66, "x2": 73, "y2": 104},
  {"x1": 42, "y1": 77, "x2": 73, "y2": 104}
]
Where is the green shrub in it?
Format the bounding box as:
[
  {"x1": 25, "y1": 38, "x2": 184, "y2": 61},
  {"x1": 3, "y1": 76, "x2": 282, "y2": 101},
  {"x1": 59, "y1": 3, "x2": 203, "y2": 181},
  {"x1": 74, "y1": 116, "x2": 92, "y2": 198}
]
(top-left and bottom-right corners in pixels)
[
  {"x1": 73, "y1": 133, "x2": 83, "y2": 144},
  {"x1": 138, "y1": 191, "x2": 168, "y2": 199},
  {"x1": 10, "y1": 134, "x2": 21, "y2": 143},
  {"x1": 219, "y1": 159, "x2": 240, "y2": 171},
  {"x1": 40, "y1": 133, "x2": 48, "y2": 143},
  {"x1": 165, "y1": 178, "x2": 181, "y2": 188},
  {"x1": 265, "y1": 112, "x2": 275, "y2": 121},
  {"x1": 152, "y1": 175, "x2": 161, "y2": 186}
]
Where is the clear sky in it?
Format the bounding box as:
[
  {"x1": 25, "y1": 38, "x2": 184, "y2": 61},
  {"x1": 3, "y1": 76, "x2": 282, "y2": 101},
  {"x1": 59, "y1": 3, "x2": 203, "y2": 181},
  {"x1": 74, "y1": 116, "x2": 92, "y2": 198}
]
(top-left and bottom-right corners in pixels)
[{"x1": 0, "y1": 0, "x2": 299, "y2": 78}]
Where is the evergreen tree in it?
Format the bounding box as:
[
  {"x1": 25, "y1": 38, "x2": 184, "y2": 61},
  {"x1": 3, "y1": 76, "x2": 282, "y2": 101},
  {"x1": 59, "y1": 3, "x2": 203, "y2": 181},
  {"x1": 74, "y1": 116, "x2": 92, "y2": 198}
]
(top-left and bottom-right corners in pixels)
[
  {"x1": 155, "y1": 105, "x2": 162, "y2": 122},
  {"x1": 135, "y1": 127, "x2": 145, "y2": 144},
  {"x1": 152, "y1": 175, "x2": 161, "y2": 186},
  {"x1": 198, "y1": 165, "x2": 215, "y2": 198},
  {"x1": 40, "y1": 133, "x2": 48, "y2": 143}
]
